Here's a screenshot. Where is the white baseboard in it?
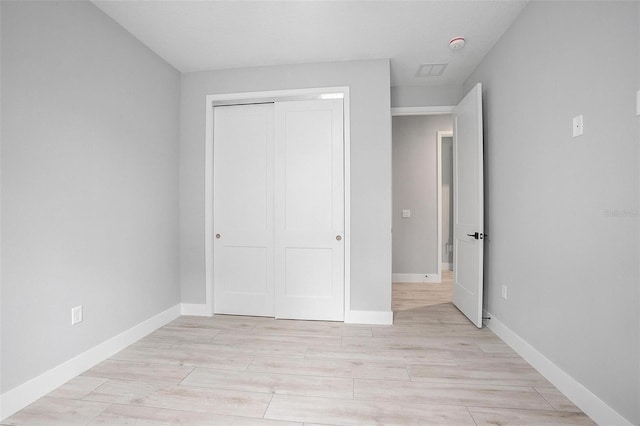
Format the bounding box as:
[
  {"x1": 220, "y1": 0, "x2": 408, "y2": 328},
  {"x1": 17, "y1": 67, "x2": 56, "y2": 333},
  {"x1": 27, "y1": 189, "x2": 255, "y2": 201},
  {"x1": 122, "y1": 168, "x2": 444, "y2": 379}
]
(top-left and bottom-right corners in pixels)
[
  {"x1": 441, "y1": 263, "x2": 453, "y2": 271},
  {"x1": 0, "y1": 304, "x2": 181, "y2": 421},
  {"x1": 346, "y1": 310, "x2": 393, "y2": 325},
  {"x1": 180, "y1": 303, "x2": 213, "y2": 316},
  {"x1": 484, "y1": 310, "x2": 632, "y2": 426},
  {"x1": 392, "y1": 273, "x2": 441, "y2": 283}
]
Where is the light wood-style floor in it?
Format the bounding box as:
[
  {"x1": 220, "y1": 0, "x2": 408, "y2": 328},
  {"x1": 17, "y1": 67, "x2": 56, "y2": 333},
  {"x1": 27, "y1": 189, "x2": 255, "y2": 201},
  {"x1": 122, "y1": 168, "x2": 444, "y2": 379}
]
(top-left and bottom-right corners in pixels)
[
  {"x1": 393, "y1": 270, "x2": 454, "y2": 311},
  {"x1": 4, "y1": 274, "x2": 594, "y2": 425}
]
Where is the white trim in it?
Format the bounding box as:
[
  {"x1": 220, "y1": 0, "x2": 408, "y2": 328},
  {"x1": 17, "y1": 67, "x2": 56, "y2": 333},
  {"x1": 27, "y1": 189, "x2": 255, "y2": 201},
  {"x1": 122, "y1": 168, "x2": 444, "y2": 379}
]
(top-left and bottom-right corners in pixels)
[
  {"x1": 207, "y1": 87, "x2": 346, "y2": 104},
  {"x1": 436, "y1": 132, "x2": 442, "y2": 282},
  {"x1": 346, "y1": 310, "x2": 393, "y2": 325},
  {"x1": 391, "y1": 106, "x2": 455, "y2": 116},
  {"x1": 205, "y1": 87, "x2": 351, "y2": 322},
  {"x1": 484, "y1": 311, "x2": 633, "y2": 426},
  {"x1": 0, "y1": 304, "x2": 181, "y2": 421},
  {"x1": 343, "y1": 89, "x2": 352, "y2": 323},
  {"x1": 180, "y1": 303, "x2": 212, "y2": 316},
  {"x1": 392, "y1": 273, "x2": 442, "y2": 283},
  {"x1": 204, "y1": 95, "x2": 215, "y2": 317},
  {"x1": 441, "y1": 262, "x2": 453, "y2": 271}
]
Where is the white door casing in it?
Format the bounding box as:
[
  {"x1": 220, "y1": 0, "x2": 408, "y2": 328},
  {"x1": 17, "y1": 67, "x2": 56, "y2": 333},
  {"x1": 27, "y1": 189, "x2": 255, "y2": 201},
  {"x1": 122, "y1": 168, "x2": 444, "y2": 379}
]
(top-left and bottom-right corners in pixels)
[
  {"x1": 213, "y1": 104, "x2": 275, "y2": 317},
  {"x1": 452, "y1": 83, "x2": 485, "y2": 328},
  {"x1": 274, "y1": 99, "x2": 345, "y2": 321}
]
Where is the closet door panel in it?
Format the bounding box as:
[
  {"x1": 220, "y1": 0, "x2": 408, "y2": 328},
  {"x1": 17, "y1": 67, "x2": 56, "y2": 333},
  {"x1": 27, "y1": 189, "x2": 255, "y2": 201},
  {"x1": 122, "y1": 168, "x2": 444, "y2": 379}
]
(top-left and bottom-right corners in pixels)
[
  {"x1": 274, "y1": 99, "x2": 344, "y2": 321},
  {"x1": 213, "y1": 104, "x2": 275, "y2": 317}
]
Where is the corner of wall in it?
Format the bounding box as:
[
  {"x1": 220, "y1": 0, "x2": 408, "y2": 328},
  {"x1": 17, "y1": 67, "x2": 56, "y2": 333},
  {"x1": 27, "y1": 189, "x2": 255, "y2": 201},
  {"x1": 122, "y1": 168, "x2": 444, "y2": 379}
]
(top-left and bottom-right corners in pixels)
[
  {"x1": 484, "y1": 311, "x2": 634, "y2": 426},
  {"x1": 0, "y1": 304, "x2": 181, "y2": 421}
]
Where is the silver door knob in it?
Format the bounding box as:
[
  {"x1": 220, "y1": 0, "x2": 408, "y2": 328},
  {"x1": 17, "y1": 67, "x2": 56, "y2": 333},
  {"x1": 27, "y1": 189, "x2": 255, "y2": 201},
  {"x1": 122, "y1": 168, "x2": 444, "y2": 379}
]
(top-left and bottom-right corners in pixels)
[
  {"x1": 215, "y1": 234, "x2": 221, "y2": 239},
  {"x1": 336, "y1": 235, "x2": 342, "y2": 241}
]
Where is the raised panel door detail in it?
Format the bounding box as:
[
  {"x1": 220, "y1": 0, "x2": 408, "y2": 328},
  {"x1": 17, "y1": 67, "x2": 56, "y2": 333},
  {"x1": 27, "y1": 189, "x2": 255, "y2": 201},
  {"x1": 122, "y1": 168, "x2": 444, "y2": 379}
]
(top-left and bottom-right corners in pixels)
[
  {"x1": 284, "y1": 248, "x2": 333, "y2": 298},
  {"x1": 221, "y1": 246, "x2": 269, "y2": 295},
  {"x1": 283, "y1": 110, "x2": 334, "y2": 232}
]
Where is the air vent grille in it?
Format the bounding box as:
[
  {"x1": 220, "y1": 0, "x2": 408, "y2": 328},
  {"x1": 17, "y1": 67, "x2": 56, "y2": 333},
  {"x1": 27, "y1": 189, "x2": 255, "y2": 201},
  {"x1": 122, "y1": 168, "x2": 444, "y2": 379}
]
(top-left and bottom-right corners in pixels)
[{"x1": 416, "y1": 63, "x2": 448, "y2": 77}]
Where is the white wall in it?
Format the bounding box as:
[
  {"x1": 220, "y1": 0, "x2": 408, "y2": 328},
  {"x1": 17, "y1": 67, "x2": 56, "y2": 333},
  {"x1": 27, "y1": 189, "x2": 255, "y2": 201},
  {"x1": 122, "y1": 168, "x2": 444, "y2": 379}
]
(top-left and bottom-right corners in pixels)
[
  {"x1": 465, "y1": 1, "x2": 639, "y2": 423},
  {"x1": 180, "y1": 59, "x2": 392, "y2": 313},
  {"x1": 1, "y1": 0, "x2": 180, "y2": 394},
  {"x1": 392, "y1": 115, "x2": 452, "y2": 276}
]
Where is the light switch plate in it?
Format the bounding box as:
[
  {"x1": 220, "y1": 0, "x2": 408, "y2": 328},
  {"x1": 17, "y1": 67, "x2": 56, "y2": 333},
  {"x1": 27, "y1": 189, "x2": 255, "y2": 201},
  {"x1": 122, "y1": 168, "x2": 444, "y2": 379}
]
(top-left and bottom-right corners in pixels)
[
  {"x1": 402, "y1": 209, "x2": 411, "y2": 218},
  {"x1": 71, "y1": 305, "x2": 83, "y2": 325}
]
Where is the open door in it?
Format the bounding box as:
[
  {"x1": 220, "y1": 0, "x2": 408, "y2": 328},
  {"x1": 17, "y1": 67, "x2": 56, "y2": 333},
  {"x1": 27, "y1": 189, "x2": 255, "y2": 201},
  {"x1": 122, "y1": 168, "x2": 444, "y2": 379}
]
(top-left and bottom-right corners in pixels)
[{"x1": 452, "y1": 83, "x2": 484, "y2": 328}]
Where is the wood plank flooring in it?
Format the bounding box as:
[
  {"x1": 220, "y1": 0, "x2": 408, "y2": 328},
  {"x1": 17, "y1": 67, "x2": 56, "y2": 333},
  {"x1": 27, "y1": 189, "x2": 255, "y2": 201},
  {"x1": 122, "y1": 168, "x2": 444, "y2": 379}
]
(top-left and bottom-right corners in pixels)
[{"x1": 3, "y1": 273, "x2": 594, "y2": 425}]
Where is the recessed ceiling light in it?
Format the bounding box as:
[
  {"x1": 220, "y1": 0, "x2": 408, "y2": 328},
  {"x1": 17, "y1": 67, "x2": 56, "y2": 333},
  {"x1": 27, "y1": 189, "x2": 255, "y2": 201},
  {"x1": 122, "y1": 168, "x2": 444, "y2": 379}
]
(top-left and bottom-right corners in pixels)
[{"x1": 415, "y1": 63, "x2": 448, "y2": 77}]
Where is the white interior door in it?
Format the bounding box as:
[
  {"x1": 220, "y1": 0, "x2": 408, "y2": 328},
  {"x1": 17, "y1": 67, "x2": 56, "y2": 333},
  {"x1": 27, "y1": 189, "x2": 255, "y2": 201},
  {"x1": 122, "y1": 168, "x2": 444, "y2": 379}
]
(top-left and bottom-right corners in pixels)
[
  {"x1": 213, "y1": 103, "x2": 275, "y2": 317},
  {"x1": 274, "y1": 99, "x2": 345, "y2": 321},
  {"x1": 452, "y1": 83, "x2": 484, "y2": 328}
]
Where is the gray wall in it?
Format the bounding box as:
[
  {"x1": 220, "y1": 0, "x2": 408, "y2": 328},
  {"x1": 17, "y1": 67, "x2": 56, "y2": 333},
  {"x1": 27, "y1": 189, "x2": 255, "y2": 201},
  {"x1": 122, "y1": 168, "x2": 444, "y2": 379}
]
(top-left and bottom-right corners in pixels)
[
  {"x1": 465, "y1": 1, "x2": 639, "y2": 423},
  {"x1": 0, "y1": 0, "x2": 3, "y2": 397},
  {"x1": 391, "y1": 85, "x2": 462, "y2": 108},
  {"x1": 392, "y1": 115, "x2": 452, "y2": 275},
  {"x1": 180, "y1": 59, "x2": 392, "y2": 312},
  {"x1": 1, "y1": 1, "x2": 180, "y2": 393}
]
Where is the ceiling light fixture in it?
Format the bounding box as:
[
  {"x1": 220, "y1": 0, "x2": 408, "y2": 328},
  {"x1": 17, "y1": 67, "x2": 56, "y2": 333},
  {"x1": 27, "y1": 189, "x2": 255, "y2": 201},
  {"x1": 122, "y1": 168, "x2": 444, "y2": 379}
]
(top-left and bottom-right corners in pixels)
[{"x1": 449, "y1": 37, "x2": 465, "y2": 50}]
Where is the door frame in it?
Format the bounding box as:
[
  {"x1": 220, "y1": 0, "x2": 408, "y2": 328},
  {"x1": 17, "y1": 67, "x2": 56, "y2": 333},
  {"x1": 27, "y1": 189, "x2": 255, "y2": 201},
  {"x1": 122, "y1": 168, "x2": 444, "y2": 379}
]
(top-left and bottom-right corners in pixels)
[
  {"x1": 204, "y1": 87, "x2": 351, "y2": 320},
  {"x1": 390, "y1": 106, "x2": 454, "y2": 283}
]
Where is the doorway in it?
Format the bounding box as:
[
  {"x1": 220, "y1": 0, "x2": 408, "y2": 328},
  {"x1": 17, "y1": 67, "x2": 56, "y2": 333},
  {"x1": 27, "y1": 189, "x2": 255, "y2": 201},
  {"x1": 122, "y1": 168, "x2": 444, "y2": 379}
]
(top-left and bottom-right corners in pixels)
[
  {"x1": 392, "y1": 84, "x2": 485, "y2": 325},
  {"x1": 391, "y1": 112, "x2": 454, "y2": 311}
]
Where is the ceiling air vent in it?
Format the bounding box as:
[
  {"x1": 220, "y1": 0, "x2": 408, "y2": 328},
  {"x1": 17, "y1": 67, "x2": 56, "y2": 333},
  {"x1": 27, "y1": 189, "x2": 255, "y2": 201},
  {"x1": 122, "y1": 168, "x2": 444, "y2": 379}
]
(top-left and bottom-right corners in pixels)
[{"x1": 415, "y1": 63, "x2": 448, "y2": 77}]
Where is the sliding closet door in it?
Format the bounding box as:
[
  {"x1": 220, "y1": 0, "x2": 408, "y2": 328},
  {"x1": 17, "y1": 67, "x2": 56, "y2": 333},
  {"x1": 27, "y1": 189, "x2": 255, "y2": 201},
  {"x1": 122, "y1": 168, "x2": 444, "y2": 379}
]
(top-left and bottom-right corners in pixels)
[
  {"x1": 213, "y1": 103, "x2": 275, "y2": 317},
  {"x1": 274, "y1": 99, "x2": 344, "y2": 321}
]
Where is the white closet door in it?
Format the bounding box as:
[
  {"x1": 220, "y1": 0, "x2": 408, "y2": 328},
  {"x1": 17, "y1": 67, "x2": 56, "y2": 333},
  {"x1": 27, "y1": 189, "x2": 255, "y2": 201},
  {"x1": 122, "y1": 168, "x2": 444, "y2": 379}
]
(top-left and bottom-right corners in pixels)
[
  {"x1": 213, "y1": 103, "x2": 275, "y2": 317},
  {"x1": 274, "y1": 99, "x2": 344, "y2": 321}
]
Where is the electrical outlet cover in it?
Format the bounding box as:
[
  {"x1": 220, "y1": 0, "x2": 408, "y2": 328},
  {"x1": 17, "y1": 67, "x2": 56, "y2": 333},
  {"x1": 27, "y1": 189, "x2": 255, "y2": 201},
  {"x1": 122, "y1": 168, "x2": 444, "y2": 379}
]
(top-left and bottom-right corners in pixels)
[{"x1": 572, "y1": 115, "x2": 584, "y2": 137}]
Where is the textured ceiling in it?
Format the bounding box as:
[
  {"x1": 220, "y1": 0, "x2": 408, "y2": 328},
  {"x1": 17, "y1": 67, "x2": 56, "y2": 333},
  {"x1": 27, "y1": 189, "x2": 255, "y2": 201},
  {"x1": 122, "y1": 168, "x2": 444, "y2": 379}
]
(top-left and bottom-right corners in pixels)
[{"x1": 93, "y1": 0, "x2": 528, "y2": 87}]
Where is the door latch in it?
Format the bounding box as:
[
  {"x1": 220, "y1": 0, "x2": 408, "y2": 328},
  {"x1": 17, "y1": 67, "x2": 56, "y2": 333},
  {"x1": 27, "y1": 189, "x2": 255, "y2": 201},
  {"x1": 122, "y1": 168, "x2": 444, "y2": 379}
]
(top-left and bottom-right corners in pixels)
[{"x1": 466, "y1": 232, "x2": 484, "y2": 240}]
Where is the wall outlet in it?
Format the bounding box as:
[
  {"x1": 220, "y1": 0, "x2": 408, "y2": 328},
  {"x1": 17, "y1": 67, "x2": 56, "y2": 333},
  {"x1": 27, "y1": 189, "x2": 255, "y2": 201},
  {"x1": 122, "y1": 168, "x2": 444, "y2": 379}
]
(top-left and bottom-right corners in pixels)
[
  {"x1": 572, "y1": 114, "x2": 584, "y2": 137},
  {"x1": 402, "y1": 209, "x2": 411, "y2": 218},
  {"x1": 501, "y1": 285, "x2": 507, "y2": 300},
  {"x1": 71, "y1": 305, "x2": 83, "y2": 325}
]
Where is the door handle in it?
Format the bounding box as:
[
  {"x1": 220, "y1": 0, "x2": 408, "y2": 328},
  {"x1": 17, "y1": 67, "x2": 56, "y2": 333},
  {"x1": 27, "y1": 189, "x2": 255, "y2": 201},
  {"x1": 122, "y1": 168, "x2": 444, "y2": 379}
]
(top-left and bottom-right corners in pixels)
[
  {"x1": 336, "y1": 235, "x2": 342, "y2": 241},
  {"x1": 215, "y1": 234, "x2": 221, "y2": 239},
  {"x1": 466, "y1": 232, "x2": 484, "y2": 240}
]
